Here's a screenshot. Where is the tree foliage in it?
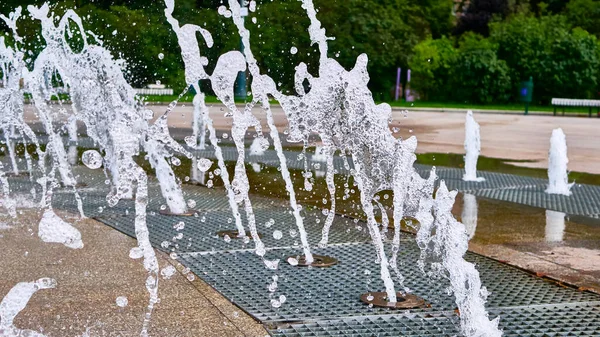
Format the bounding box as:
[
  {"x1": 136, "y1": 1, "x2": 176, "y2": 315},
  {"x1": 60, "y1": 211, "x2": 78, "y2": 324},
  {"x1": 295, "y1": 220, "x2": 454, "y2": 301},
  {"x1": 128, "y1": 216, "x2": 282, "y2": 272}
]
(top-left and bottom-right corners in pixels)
[
  {"x1": 0, "y1": 0, "x2": 598, "y2": 103},
  {"x1": 0, "y1": 0, "x2": 452, "y2": 99},
  {"x1": 410, "y1": 33, "x2": 511, "y2": 103},
  {"x1": 490, "y1": 14, "x2": 600, "y2": 102}
]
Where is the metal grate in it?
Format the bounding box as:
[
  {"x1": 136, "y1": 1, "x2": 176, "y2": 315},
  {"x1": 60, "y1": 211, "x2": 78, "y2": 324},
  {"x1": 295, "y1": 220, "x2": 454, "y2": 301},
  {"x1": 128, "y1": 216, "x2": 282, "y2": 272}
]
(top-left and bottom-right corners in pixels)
[
  {"x1": 269, "y1": 302, "x2": 600, "y2": 336},
  {"x1": 470, "y1": 184, "x2": 600, "y2": 217},
  {"x1": 180, "y1": 242, "x2": 600, "y2": 323}
]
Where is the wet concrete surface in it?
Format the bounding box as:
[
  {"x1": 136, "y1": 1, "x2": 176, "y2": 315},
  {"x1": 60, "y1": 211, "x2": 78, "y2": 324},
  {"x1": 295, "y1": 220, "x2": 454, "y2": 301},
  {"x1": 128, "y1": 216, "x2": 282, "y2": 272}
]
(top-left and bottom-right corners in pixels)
[
  {"x1": 23, "y1": 103, "x2": 600, "y2": 174},
  {"x1": 0, "y1": 208, "x2": 267, "y2": 337},
  {"x1": 453, "y1": 193, "x2": 600, "y2": 293}
]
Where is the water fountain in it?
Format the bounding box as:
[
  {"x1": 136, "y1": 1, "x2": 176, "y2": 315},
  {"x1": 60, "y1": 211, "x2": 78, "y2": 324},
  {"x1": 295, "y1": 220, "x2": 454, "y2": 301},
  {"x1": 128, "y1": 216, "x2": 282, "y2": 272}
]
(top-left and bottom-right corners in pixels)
[
  {"x1": 463, "y1": 110, "x2": 485, "y2": 182},
  {"x1": 172, "y1": 0, "x2": 498, "y2": 334},
  {"x1": 546, "y1": 128, "x2": 573, "y2": 195},
  {"x1": 0, "y1": 1, "x2": 503, "y2": 336}
]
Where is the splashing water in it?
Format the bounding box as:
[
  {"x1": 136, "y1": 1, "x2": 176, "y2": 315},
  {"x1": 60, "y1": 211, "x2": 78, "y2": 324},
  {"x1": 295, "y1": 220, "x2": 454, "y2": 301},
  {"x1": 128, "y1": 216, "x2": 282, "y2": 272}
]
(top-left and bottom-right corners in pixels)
[
  {"x1": 164, "y1": 1, "x2": 501, "y2": 334},
  {"x1": 463, "y1": 111, "x2": 485, "y2": 182},
  {"x1": 38, "y1": 208, "x2": 83, "y2": 249},
  {"x1": 165, "y1": 0, "x2": 267, "y2": 257},
  {"x1": 0, "y1": 1, "x2": 503, "y2": 335},
  {"x1": 22, "y1": 4, "x2": 187, "y2": 334},
  {"x1": 417, "y1": 183, "x2": 501, "y2": 336},
  {"x1": 0, "y1": 278, "x2": 56, "y2": 336},
  {"x1": 0, "y1": 7, "x2": 43, "y2": 217},
  {"x1": 162, "y1": 0, "x2": 502, "y2": 334},
  {"x1": 546, "y1": 128, "x2": 573, "y2": 195}
]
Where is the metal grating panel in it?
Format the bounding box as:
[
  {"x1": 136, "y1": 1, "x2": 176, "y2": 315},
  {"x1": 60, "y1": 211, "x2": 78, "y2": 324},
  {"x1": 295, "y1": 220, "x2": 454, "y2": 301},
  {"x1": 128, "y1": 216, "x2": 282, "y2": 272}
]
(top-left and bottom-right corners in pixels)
[
  {"x1": 269, "y1": 302, "x2": 600, "y2": 336},
  {"x1": 180, "y1": 242, "x2": 600, "y2": 323},
  {"x1": 470, "y1": 184, "x2": 600, "y2": 217}
]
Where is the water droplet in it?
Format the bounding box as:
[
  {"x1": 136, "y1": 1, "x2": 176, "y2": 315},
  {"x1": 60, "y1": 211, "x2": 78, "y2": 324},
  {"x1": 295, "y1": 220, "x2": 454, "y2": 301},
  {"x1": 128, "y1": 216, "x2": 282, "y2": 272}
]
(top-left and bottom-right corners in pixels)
[
  {"x1": 290, "y1": 46, "x2": 298, "y2": 55},
  {"x1": 187, "y1": 199, "x2": 196, "y2": 208},
  {"x1": 287, "y1": 257, "x2": 298, "y2": 266},
  {"x1": 273, "y1": 230, "x2": 283, "y2": 240},
  {"x1": 129, "y1": 247, "x2": 143, "y2": 259},
  {"x1": 173, "y1": 221, "x2": 185, "y2": 231},
  {"x1": 264, "y1": 259, "x2": 280, "y2": 270},
  {"x1": 161, "y1": 265, "x2": 176, "y2": 279},
  {"x1": 171, "y1": 157, "x2": 181, "y2": 166},
  {"x1": 197, "y1": 158, "x2": 213, "y2": 172},
  {"x1": 116, "y1": 296, "x2": 128, "y2": 307},
  {"x1": 81, "y1": 150, "x2": 103, "y2": 169},
  {"x1": 158, "y1": 53, "x2": 164, "y2": 60}
]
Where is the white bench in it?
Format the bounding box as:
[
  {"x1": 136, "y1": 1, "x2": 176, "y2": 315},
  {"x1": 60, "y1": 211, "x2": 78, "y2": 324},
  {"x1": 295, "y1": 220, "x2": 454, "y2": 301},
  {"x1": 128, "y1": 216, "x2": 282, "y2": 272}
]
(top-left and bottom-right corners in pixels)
[
  {"x1": 551, "y1": 98, "x2": 600, "y2": 117},
  {"x1": 134, "y1": 88, "x2": 174, "y2": 96}
]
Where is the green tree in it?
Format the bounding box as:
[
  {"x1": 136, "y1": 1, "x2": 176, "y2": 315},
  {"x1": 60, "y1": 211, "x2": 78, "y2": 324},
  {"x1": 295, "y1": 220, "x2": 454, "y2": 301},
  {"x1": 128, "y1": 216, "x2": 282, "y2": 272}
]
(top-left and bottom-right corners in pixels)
[
  {"x1": 408, "y1": 36, "x2": 457, "y2": 100},
  {"x1": 449, "y1": 33, "x2": 511, "y2": 103},
  {"x1": 490, "y1": 14, "x2": 600, "y2": 102},
  {"x1": 565, "y1": 0, "x2": 600, "y2": 37}
]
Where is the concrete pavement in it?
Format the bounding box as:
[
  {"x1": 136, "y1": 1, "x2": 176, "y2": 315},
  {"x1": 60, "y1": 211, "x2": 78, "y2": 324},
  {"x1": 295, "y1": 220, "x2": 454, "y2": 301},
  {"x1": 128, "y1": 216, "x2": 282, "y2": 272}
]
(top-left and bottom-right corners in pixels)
[{"x1": 23, "y1": 103, "x2": 600, "y2": 174}]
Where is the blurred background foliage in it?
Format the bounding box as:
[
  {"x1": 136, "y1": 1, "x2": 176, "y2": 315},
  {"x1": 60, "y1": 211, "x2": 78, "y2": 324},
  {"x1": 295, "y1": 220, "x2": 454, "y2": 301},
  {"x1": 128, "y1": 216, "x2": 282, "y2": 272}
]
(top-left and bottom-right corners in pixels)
[{"x1": 0, "y1": 0, "x2": 599, "y2": 104}]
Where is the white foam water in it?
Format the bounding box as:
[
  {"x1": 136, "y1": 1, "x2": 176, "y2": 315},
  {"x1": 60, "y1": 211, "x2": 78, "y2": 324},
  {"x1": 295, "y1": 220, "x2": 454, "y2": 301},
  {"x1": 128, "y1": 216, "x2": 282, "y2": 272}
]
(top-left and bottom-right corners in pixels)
[
  {"x1": 546, "y1": 128, "x2": 573, "y2": 195},
  {"x1": 463, "y1": 111, "x2": 485, "y2": 182},
  {"x1": 38, "y1": 208, "x2": 83, "y2": 249},
  {"x1": 0, "y1": 278, "x2": 56, "y2": 337}
]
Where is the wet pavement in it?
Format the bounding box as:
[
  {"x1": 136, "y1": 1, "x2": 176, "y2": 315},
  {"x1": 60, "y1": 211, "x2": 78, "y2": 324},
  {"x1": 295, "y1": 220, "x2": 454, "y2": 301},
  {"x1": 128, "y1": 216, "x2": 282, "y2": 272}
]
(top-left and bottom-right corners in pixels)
[
  {"x1": 0, "y1": 208, "x2": 267, "y2": 336},
  {"x1": 454, "y1": 193, "x2": 600, "y2": 292}
]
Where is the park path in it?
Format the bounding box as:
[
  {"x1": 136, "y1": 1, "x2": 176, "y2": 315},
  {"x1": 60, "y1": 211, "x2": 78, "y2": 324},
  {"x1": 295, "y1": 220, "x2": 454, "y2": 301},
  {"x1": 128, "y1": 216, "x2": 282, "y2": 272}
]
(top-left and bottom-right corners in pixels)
[
  {"x1": 23, "y1": 103, "x2": 600, "y2": 174},
  {"x1": 149, "y1": 103, "x2": 600, "y2": 174}
]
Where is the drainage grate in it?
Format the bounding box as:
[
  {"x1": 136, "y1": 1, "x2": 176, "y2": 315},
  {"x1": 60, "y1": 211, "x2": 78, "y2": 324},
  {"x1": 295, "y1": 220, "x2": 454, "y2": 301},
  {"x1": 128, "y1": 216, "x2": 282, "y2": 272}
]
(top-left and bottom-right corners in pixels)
[
  {"x1": 93, "y1": 205, "x2": 373, "y2": 254},
  {"x1": 470, "y1": 184, "x2": 600, "y2": 217},
  {"x1": 438, "y1": 168, "x2": 547, "y2": 192},
  {"x1": 269, "y1": 302, "x2": 600, "y2": 336},
  {"x1": 179, "y1": 242, "x2": 600, "y2": 323}
]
